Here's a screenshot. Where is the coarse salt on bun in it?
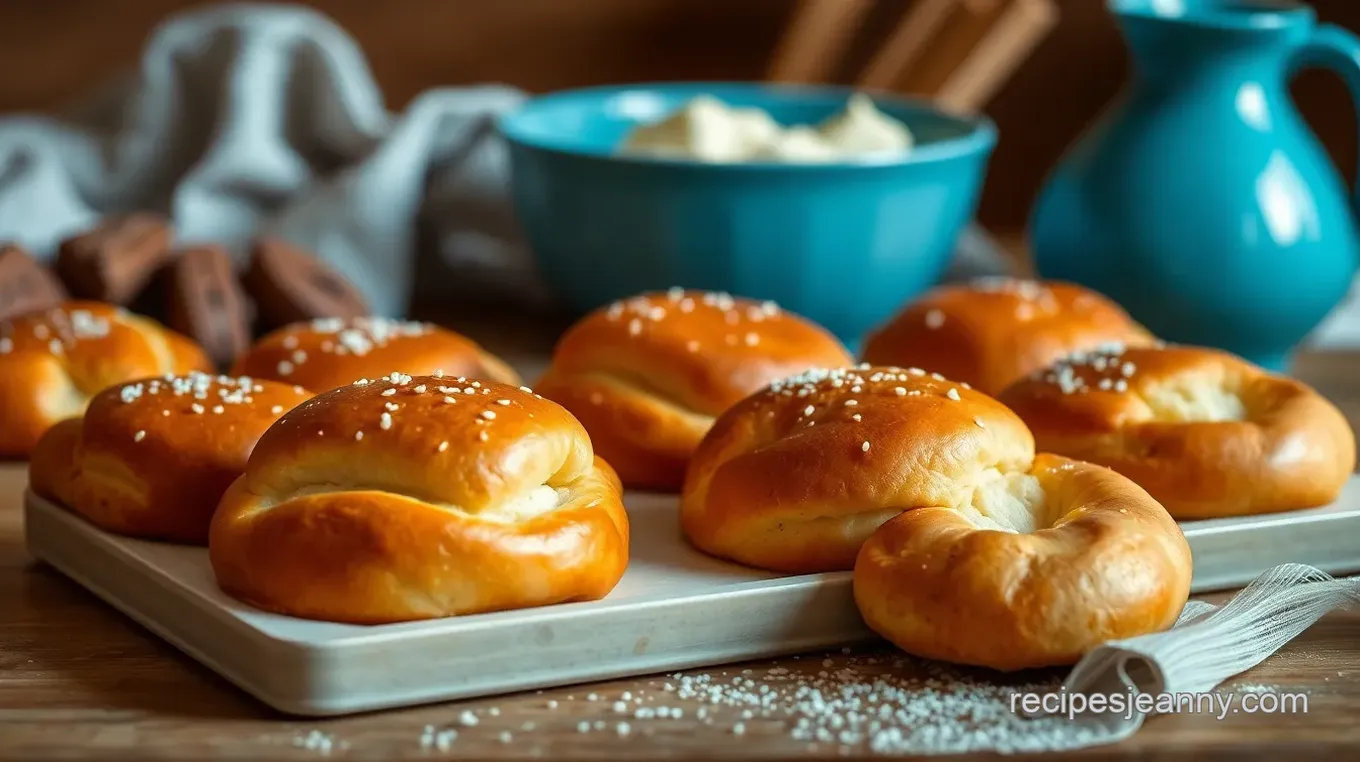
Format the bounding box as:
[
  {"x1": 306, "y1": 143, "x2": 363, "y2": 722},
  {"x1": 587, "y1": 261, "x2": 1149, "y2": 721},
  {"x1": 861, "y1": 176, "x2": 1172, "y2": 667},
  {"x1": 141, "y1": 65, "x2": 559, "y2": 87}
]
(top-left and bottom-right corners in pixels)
[
  {"x1": 861, "y1": 278, "x2": 1156, "y2": 396},
  {"x1": 29, "y1": 372, "x2": 310, "y2": 543},
  {"x1": 231, "y1": 316, "x2": 520, "y2": 394},
  {"x1": 208, "y1": 372, "x2": 629, "y2": 624},
  {"x1": 535, "y1": 289, "x2": 854, "y2": 490},
  {"x1": 998, "y1": 343, "x2": 1356, "y2": 518},
  {"x1": 0, "y1": 301, "x2": 211, "y2": 458},
  {"x1": 681, "y1": 364, "x2": 1192, "y2": 671}
]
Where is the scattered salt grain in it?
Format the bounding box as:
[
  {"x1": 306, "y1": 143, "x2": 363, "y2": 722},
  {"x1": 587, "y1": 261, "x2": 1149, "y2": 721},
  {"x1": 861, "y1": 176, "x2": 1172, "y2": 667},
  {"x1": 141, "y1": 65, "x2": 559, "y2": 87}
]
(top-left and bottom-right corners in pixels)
[{"x1": 292, "y1": 729, "x2": 345, "y2": 755}]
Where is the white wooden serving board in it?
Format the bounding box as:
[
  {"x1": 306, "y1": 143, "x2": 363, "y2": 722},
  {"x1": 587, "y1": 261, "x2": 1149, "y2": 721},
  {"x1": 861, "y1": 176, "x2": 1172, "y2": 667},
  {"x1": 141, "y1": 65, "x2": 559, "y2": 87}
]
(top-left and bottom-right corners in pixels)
[{"x1": 14, "y1": 464, "x2": 1360, "y2": 717}]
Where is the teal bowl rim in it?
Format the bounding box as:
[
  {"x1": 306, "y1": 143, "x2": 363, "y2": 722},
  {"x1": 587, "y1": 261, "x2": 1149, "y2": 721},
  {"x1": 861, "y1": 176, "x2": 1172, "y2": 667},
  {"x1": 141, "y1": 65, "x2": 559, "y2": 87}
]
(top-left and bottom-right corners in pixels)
[
  {"x1": 497, "y1": 81, "x2": 999, "y2": 170},
  {"x1": 1109, "y1": 0, "x2": 1315, "y2": 31}
]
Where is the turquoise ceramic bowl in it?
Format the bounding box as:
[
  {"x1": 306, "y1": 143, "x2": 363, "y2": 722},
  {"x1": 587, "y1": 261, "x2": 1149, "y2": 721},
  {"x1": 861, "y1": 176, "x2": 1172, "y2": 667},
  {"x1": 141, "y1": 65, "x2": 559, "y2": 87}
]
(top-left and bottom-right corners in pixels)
[{"x1": 498, "y1": 83, "x2": 997, "y2": 345}]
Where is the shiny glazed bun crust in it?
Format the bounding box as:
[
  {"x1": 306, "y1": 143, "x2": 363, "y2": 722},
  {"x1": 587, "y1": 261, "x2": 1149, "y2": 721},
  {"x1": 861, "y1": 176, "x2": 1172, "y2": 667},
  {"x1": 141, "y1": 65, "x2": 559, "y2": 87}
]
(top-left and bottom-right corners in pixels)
[
  {"x1": 0, "y1": 301, "x2": 212, "y2": 458},
  {"x1": 680, "y1": 363, "x2": 1192, "y2": 670},
  {"x1": 680, "y1": 365, "x2": 1032, "y2": 573},
  {"x1": 230, "y1": 317, "x2": 521, "y2": 394},
  {"x1": 861, "y1": 278, "x2": 1156, "y2": 396},
  {"x1": 998, "y1": 344, "x2": 1356, "y2": 518},
  {"x1": 29, "y1": 373, "x2": 310, "y2": 543},
  {"x1": 854, "y1": 453, "x2": 1192, "y2": 672},
  {"x1": 534, "y1": 290, "x2": 854, "y2": 490},
  {"x1": 208, "y1": 373, "x2": 629, "y2": 624}
]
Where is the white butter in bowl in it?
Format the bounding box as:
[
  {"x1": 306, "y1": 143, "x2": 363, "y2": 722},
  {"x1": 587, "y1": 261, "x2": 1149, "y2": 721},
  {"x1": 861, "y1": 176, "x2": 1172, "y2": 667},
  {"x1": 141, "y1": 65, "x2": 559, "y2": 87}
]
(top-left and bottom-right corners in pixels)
[{"x1": 616, "y1": 93, "x2": 914, "y2": 163}]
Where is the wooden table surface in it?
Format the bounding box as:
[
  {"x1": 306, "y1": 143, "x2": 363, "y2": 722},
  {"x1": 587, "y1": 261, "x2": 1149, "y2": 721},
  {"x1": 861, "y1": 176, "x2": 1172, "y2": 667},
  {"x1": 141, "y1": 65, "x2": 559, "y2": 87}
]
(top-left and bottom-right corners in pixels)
[{"x1": 3, "y1": 331, "x2": 1360, "y2": 761}]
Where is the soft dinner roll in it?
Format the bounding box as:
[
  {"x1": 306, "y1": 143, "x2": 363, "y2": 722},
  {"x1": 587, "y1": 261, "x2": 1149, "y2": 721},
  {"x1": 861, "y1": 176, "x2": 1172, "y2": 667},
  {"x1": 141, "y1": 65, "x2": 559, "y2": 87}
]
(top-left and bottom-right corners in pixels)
[
  {"x1": 998, "y1": 344, "x2": 1356, "y2": 518},
  {"x1": 209, "y1": 373, "x2": 629, "y2": 624},
  {"x1": 854, "y1": 453, "x2": 1192, "y2": 672},
  {"x1": 534, "y1": 289, "x2": 855, "y2": 490},
  {"x1": 0, "y1": 301, "x2": 211, "y2": 458},
  {"x1": 29, "y1": 372, "x2": 310, "y2": 543},
  {"x1": 681, "y1": 365, "x2": 1035, "y2": 573},
  {"x1": 861, "y1": 278, "x2": 1156, "y2": 396},
  {"x1": 230, "y1": 316, "x2": 520, "y2": 394}
]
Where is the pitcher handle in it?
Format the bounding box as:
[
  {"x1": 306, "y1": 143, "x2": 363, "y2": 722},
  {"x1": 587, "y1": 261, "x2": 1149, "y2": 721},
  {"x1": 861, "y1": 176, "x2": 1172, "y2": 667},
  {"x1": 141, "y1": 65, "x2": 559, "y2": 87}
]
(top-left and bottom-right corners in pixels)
[{"x1": 1293, "y1": 23, "x2": 1360, "y2": 210}]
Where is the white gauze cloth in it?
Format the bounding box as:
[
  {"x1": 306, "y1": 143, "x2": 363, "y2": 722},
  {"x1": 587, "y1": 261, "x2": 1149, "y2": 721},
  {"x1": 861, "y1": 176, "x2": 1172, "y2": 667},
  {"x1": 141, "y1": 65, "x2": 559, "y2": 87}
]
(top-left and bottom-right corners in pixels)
[{"x1": 1025, "y1": 563, "x2": 1360, "y2": 750}]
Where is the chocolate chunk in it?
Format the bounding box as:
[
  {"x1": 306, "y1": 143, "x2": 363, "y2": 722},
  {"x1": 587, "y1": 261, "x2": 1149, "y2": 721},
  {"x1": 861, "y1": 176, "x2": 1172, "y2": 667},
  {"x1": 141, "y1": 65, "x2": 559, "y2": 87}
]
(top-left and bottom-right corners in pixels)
[
  {"x1": 0, "y1": 243, "x2": 68, "y2": 322},
  {"x1": 56, "y1": 213, "x2": 173, "y2": 305},
  {"x1": 242, "y1": 237, "x2": 369, "y2": 329},
  {"x1": 166, "y1": 246, "x2": 252, "y2": 368}
]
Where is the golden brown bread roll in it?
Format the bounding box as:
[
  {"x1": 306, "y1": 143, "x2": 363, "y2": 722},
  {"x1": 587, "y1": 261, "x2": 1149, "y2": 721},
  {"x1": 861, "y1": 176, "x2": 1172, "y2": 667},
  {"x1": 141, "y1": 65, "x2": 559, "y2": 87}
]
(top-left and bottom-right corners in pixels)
[
  {"x1": 208, "y1": 373, "x2": 629, "y2": 624},
  {"x1": 861, "y1": 278, "x2": 1157, "y2": 396},
  {"x1": 681, "y1": 363, "x2": 1192, "y2": 670},
  {"x1": 681, "y1": 365, "x2": 1035, "y2": 573},
  {"x1": 998, "y1": 344, "x2": 1356, "y2": 518},
  {"x1": 29, "y1": 372, "x2": 310, "y2": 543},
  {"x1": 854, "y1": 453, "x2": 1192, "y2": 671},
  {"x1": 0, "y1": 301, "x2": 212, "y2": 458},
  {"x1": 230, "y1": 316, "x2": 520, "y2": 394},
  {"x1": 534, "y1": 289, "x2": 855, "y2": 490}
]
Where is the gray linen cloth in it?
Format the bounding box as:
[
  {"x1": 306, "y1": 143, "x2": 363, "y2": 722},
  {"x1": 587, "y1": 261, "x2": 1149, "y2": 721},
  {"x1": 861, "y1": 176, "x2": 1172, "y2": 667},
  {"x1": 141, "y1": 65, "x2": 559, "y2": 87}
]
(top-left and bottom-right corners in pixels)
[{"x1": 0, "y1": 3, "x2": 544, "y2": 317}]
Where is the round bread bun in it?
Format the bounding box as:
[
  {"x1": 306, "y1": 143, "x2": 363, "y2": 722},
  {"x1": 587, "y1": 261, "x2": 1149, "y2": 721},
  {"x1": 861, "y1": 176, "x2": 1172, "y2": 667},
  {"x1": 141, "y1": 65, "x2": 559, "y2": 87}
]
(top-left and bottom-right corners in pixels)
[
  {"x1": 534, "y1": 289, "x2": 855, "y2": 490},
  {"x1": 208, "y1": 373, "x2": 629, "y2": 624},
  {"x1": 861, "y1": 278, "x2": 1157, "y2": 396},
  {"x1": 681, "y1": 365, "x2": 1035, "y2": 573},
  {"x1": 28, "y1": 372, "x2": 311, "y2": 543},
  {"x1": 230, "y1": 316, "x2": 521, "y2": 394},
  {"x1": 997, "y1": 344, "x2": 1356, "y2": 518},
  {"x1": 0, "y1": 301, "x2": 212, "y2": 458},
  {"x1": 853, "y1": 453, "x2": 1192, "y2": 671}
]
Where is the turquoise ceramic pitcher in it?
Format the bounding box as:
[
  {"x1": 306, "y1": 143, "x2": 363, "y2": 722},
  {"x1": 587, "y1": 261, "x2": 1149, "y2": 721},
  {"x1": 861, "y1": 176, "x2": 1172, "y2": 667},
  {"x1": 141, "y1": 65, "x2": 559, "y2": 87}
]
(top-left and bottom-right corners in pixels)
[{"x1": 1030, "y1": 0, "x2": 1360, "y2": 371}]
